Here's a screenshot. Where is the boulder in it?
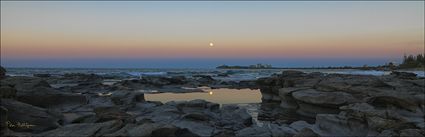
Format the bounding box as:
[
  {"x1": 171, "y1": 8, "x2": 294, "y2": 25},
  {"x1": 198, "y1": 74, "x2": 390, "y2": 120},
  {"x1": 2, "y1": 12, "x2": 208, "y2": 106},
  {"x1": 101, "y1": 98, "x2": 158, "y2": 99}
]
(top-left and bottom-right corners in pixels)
[{"x1": 1, "y1": 99, "x2": 62, "y2": 133}]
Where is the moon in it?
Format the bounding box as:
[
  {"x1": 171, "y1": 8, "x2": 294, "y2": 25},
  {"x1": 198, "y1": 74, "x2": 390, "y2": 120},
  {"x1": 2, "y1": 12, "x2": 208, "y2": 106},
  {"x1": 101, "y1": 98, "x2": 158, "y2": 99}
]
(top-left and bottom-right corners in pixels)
[{"x1": 209, "y1": 42, "x2": 214, "y2": 47}]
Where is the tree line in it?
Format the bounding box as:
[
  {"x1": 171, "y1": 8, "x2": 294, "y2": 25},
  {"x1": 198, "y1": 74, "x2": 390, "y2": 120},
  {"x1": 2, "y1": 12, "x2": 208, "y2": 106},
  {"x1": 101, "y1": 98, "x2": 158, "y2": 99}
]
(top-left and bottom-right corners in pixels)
[{"x1": 399, "y1": 54, "x2": 425, "y2": 69}]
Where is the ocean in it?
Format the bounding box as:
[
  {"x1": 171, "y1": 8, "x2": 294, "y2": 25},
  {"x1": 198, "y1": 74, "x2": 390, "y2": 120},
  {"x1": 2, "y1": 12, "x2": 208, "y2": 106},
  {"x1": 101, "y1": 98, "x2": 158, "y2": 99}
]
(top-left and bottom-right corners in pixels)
[{"x1": 4, "y1": 67, "x2": 424, "y2": 80}]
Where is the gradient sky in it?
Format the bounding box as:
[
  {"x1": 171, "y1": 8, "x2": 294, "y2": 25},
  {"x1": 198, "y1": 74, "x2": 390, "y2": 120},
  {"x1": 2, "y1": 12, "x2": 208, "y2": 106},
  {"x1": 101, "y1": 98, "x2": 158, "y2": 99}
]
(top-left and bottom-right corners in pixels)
[{"x1": 1, "y1": 1, "x2": 424, "y2": 68}]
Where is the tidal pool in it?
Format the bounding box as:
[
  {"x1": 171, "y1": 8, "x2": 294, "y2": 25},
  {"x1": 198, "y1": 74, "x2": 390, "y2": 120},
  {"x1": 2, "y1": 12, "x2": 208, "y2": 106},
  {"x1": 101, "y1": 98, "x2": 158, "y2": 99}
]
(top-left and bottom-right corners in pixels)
[{"x1": 144, "y1": 88, "x2": 261, "y2": 104}]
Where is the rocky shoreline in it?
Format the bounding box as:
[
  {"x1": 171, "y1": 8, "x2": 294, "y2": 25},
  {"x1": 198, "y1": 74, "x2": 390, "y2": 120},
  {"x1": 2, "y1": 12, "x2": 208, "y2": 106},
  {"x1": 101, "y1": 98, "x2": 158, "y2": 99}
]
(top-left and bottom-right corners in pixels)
[
  {"x1": 1, "y1": 66, "x2": 424, "y2": 137},
  {"x1": 257, "y1": 70, "x2": 424, "y2": 136}
]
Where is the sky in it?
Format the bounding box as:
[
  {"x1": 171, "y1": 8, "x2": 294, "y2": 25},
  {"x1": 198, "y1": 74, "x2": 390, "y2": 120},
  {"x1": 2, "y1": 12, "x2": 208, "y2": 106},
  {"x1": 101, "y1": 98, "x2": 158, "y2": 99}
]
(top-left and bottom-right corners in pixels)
[{"x1": 1, "y1": 1, "x2": 424, "y2": 68}]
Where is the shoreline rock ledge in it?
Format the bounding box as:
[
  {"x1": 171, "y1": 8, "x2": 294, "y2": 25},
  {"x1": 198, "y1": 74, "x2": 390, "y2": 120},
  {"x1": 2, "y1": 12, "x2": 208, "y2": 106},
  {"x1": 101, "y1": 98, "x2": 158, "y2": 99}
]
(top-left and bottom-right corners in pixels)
[{"x1": 257, "y1": 70, "x2": 425, "y2": 136}]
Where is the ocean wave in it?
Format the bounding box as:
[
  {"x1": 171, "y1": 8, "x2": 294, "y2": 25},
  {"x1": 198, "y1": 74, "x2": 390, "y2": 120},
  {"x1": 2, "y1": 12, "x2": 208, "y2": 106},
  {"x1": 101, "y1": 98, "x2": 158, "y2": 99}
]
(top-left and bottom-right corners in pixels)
[{"x1": 126, "y1": 71, "x2": 168, "y2": 76}]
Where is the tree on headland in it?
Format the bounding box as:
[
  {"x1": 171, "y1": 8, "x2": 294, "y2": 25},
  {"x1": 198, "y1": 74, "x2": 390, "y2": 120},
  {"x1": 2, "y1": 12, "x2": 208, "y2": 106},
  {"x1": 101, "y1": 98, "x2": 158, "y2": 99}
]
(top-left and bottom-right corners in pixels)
[{"x1": 400, "y1": 53, "x2": 425, "y2": 68}]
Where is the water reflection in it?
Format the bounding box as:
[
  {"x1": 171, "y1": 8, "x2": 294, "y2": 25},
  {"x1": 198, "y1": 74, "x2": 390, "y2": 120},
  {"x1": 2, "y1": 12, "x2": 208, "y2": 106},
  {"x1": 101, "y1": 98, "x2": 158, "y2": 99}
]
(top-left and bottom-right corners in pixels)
[{"x1": 145, "y1": 88, "x2": 261, "y2": 104}]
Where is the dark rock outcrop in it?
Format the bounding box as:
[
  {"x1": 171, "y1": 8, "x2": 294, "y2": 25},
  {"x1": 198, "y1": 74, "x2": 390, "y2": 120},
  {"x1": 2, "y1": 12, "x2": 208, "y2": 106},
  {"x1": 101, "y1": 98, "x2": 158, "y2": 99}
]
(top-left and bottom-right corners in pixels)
[
  {"x1": 1, "y1": 99, "x2": 62, "y2": 133},
  {"x1": 0, "y1": 66, "x2": 6, "y2": 79},
  {"x1": 257, "y1": 70, "x2": 425, "y2": 136}
]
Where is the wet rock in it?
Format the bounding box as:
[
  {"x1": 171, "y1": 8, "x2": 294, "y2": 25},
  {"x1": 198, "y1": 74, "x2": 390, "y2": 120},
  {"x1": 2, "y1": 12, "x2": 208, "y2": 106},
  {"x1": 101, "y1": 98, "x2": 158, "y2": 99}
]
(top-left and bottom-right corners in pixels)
[{"x1": 1, "y1": 99, "x2": 62, "y2": 133}]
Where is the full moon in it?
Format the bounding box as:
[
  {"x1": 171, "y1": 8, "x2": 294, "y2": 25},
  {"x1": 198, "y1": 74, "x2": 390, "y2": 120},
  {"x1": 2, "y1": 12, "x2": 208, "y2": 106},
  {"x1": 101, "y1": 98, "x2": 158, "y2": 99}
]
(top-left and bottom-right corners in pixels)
[{"x1": 209, "y1": 42, "x2": 214, "y2": 47}]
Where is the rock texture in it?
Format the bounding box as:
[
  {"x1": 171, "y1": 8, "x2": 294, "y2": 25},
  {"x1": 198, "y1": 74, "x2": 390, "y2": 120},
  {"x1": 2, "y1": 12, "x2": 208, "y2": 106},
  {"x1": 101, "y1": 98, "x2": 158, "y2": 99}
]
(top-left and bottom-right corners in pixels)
[
  {"x1": 257, "y1": 70, "x2": 425, "y2": 136},
  {"x1": 1, "y1": 67, "x2": 424, "y2": 137}
]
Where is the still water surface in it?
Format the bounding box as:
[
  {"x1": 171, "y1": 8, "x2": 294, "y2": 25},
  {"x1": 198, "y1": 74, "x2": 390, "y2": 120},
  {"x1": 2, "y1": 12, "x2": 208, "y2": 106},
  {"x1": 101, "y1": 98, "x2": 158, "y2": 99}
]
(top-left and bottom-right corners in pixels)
[{"x1": 145, "y1": 88, "x2": 261, "y2": 104}]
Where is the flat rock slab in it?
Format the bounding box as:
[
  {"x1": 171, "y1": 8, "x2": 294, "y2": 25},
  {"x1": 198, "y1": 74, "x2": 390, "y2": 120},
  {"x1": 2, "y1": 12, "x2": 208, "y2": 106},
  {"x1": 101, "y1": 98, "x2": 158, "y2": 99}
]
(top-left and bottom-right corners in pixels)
[{"x1": 292, "y1": 89, "x2": 356, "y2": 106}]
